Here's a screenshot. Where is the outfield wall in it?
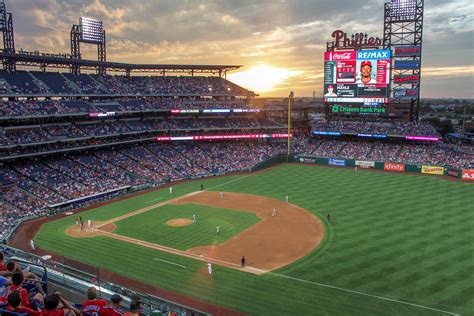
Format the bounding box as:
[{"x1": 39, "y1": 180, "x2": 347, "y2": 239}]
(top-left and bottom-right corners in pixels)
[{"x1": 291, "y1": 154, "x2": 473, "y2": 181}]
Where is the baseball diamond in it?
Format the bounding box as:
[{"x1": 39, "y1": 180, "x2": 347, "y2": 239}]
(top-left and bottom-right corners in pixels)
[{"x1": 10, "y1": 164, "x2": 472, "y2": 315}]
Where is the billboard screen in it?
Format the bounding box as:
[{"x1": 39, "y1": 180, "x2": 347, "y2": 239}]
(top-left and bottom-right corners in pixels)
[{"x1": 324, "y1": 49, "x2": 391, "y2": 105}]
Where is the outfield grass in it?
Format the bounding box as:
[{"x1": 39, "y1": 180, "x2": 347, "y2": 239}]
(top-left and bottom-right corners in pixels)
[
  {"x1": 35, "y1": 164, "x2": 474, "y2": 315},
  {"x1": 114, "y1": 203, "x2": 260, "y2": 250}
]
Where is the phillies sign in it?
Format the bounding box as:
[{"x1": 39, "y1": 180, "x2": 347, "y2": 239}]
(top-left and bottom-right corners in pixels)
[
  {"x1": 394, "y1": 75, "x2": 420, "y2": 84},
  {"x1": 331, "y1": 30, "x2": 382, "y2": 49},
  {"x1": 384, "y1": 162, "x2": 405, "y2": 172}
]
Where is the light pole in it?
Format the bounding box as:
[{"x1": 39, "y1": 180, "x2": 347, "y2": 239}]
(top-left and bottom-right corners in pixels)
[{"x1": 287, "y1": 91, "x2": 294, "y2": 161}]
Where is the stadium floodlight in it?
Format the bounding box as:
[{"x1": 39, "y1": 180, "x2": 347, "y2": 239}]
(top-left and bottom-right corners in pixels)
[
  {"x1": 390, "y1": 0, "x2": 417, "y2": 17},
  {"x1": 80, "y1": 17, "x2": 104, "y2": 43}
]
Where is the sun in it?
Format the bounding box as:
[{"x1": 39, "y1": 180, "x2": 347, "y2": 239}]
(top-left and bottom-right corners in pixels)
[{"x1": 227, "y1": 65, "x2": 302, "y2": 93}]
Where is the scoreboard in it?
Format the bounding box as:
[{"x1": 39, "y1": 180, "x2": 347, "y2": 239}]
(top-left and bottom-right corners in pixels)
[{"x1": 323, "y1": 49, "x2": 391, "y2": 105}]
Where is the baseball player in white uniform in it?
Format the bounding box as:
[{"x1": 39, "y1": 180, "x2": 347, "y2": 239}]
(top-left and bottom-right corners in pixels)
[
  {"x1": 216, "y1": 226, "x2": 220, "y2": 234},
  {"x1": 285, "y1": 195, "x2": 289, "y2": 203},
  {"x1": 30, "y1": 239, "x2": 35, "y2": 251},
  {"x1": 169, "y1": 186, "x2": 173, "y2": 194},
  {"x1": 192, "y1": 214, "x2": 197, "y2": 223},
  {"x1": 272, "y1": 208, "x2": 277, "y2": 217},
  {"x1": 219, "y1": 192, "x2": 224, "y2": 199},
  {"x1": 207, "y1": 262, "x2": 213, "y2": 275}
]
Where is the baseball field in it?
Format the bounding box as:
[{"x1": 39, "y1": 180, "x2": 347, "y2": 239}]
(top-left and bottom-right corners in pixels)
[{"x1": 33, "y1": 163, "x2": 473, "y2": 315}]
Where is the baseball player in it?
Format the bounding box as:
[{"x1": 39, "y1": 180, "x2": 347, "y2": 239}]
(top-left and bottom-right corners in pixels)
[
  {"x1": 169, "y1": 186, "x2": 173, "y2": 194},
  {"x1": 75, "y1": 217, "x2": 79, "y2": 226},
  {"x1": 272, "y1": 208, "x2": 277, "y2": 217},
  {"x1": 87, "y1": 219, "x2": 92, "y2": 231},
  {"x1": 285, "y1": 195, "x2": 289, "y2": 203},
  {"x1": 355, "y1": 166, "x2": 358, "y2": 172},
  {"x1": 216, "y1": 226, "x2": 220, "y2": 235},
  {"x1": 207, "y1": 262, "x2": 213, "y2": 275},
  {"x1": 192, "y1": 214, "x2": 197, "y2": 223},
  {"x1": 240, "y1": 256, "x2": 246, "y2": 268},
  {"x1": 219, "y1": 192, "x2": 224, "y2": 199},
  {"x1": 30, "y1": 239, "x2": 35, "y2": 251}
]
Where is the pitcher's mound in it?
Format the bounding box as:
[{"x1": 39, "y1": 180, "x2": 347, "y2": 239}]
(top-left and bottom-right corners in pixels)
[{"x1": 166, "y1": 218, "x2": 193, "y2": 227}]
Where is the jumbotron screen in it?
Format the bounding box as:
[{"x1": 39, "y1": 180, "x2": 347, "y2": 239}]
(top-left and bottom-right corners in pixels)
[{"x1": 324, "y1": 49, "x2": 391, "y2": 105}]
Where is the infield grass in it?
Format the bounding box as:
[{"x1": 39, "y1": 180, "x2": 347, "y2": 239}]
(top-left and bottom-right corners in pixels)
[
  {"x1": 35, "y1": 164, "x2": 474, "y2": 315},
  {"x1": 114, "y1": 203, "x2": 260, "y2": 249}
]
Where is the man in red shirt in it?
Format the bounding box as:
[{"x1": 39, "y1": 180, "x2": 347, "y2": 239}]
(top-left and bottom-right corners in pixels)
[
  {"x1": 100, "y1": 294, "x2": 125, "y2": 316},
  {"x1": 5, "y1": 290, "x2": 42, "y2": 316},
  {"x1": 43, "y1": 292, "x2": 80, "y2": 316},
  {"x1": 82, "y1": 287, "x2": 107, "y2": 316},
  {"x1": 0, "y1": 252, "x2": 4, "y2": 271}
]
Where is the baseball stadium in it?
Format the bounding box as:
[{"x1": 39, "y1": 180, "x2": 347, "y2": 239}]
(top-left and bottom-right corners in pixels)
[{"x1": 0, "y1": 0, "x2": 473, "y2": 315}]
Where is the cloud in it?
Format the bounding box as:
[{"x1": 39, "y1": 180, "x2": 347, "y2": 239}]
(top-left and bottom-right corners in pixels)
[{"x1": 2, "y1": 0, "x2": 473, "y2": 98}]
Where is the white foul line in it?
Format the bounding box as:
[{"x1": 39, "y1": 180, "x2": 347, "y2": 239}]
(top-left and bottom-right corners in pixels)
[
  {"x1": 146, "y1": 197, "x2": 162, "y2": 203},
  {"x1": 267, "y1": 272, "x2": 460, "y2": 316},
  {"x1": 205, "y1": 173, "x2": 255, "y2": 191},
  {"x1": 153, "y1": 258, "x2": 186, "y2": 269}
]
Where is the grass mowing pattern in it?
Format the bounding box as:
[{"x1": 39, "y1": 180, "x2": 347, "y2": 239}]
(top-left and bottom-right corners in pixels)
[
  {"x1": 114, "y1": 203, "x2": 260, "y2": 250},
  {"x1": 35, "y1": 164, "x2": 474, "y2": 315}
]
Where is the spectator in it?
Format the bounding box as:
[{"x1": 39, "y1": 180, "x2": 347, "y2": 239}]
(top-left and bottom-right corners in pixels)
[
  {"x1": 43, "y1": 292, "x2": 80, "y2": 316},
  {"x1": 82, "y1": 287, "x2": 108, "y2": 315},
  {"x1": 5, "y1": 290, "x2": 42, "y2": 316},
  {"x1": 101, "y1": 294, "x2": 125, "y2": 316}
]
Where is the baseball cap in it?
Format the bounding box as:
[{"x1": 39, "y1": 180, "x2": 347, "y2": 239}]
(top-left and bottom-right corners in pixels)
[
  {"x1": 328, "y1": 85, "x2": 334, "y2": 89},
  {"x1": 361, "y1": 60, "x2": 372, "y2": 67},
  {"x1": 111, "y1": 294, "x2": 122, "y2": 303}
]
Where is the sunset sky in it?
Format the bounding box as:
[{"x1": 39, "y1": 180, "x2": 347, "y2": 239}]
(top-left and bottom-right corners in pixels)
[{"x1": 6, "y1": 0, "x2": 474, "y2": 98}]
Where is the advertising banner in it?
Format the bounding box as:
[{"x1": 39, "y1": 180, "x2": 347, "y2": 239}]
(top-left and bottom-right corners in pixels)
[
  {"x1": 394, "y1": 45, "x2": 421, "y2": 57},
  {"x1": 394, "y1": 74, "x2": 420, "y2": 84},
  {"x1": 331, "y1": 105, "x2": 386, "y2": 114},
  {"x1": 328, "y1": 158, "x2": 346, "y2": 166},
  {"x1": 461, "y1": 169, "x2": 474, "y2": 181},
  {"x1": 393, "y1": 89, "x2": 419, "y2": 99},
  {"x1": 421, "y1": 166, "x2": 444, "y2": 175},
  {"x1": 355, "y1": 160, "x2": 375, "y2": 168},
  {"x1": 394, "y1": 60, "x2": 420, "y2": 70},
  {"x1": 384, "y1": 162, "x2": 405, "y2": 172},
  {"x1": 447, "y1": 169, "x2": 460, "y2": 178},
  {"x1": 299, "y1": 157, "x2": 316, "y2": 164},
  {"x1": 312, "y1": 131, "x2": 341, "y2": 136}
]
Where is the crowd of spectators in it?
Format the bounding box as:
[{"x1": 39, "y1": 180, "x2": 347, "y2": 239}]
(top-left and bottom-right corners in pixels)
[
  {"x1": 1, "y1": 136, "x2": 473, "y2": 243},
  {"x1": 0, "y1": 117, "x2": 284, "y2": 147},
  {"x1": 0, "y1": 70, "x2": 253, "y2": 97},
  {"x1": 312, "y1": 119, "x2": 439, "y2": 136},
  {"x1": 0, "y1": 98, "x2": 252, "y2": 117}
]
